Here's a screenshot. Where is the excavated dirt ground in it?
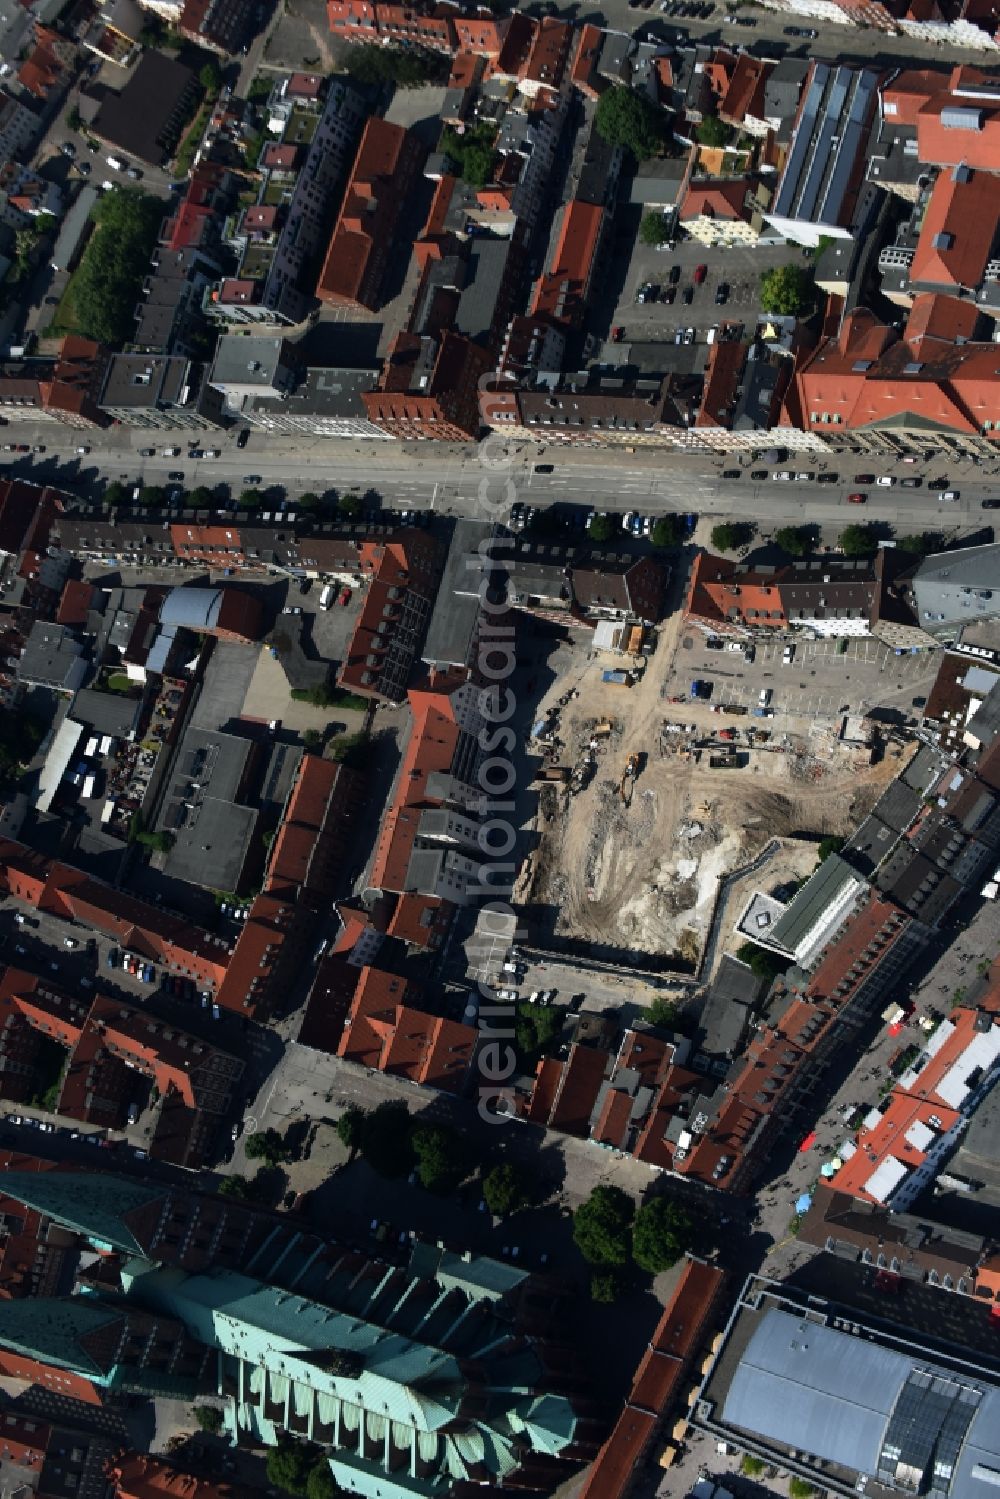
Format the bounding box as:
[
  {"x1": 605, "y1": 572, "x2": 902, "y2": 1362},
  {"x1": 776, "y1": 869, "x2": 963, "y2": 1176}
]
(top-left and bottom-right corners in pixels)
[{"x1": 521, "y1": 612, "x2": 911, "y2": 966}]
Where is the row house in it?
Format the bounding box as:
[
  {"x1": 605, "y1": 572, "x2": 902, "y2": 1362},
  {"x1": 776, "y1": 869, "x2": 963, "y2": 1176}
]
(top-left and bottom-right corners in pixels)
[
  {"x1": 335, "y1": 964, "x2": 476, "y2": 1091},
  {"x1": 684, "y1": 548, "x2": 927, "y2": 646},
  {"x1": 326, "y1": 0, "x2": 512, "y2": 59},
  {"x1": 0, "y1": 337, "x2": 109, "y2": 429},
  {"x1": 367, "y1": 678, "x2": 485, "y2": 925},
  {"x1": 0, "y1": 839, "x2": 232, "y2": 993},
  {"x1": 0, "y1": 969, "x2": 243, "y2": 1166},
  {"x1": 337, "y1": 530, "x2": 443, "y2": 702},
  {"x1": 364, "y1": 330, "x2": 490, "y2": 440},
  {"x1": 789, "y1": 302, "x2": 1000, "y2": 459}
]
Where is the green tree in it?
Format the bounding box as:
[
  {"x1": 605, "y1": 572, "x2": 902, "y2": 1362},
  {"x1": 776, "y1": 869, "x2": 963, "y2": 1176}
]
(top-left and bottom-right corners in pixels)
[
  {"x1": 710, "y1": 522, "x2": 750, "y2": 552},
  {"x1": 740, "y1": 1455, "x2": 765, "y2": 1477},
  {"x1": 696, "y1": 113, "x2": 732, "y2": 148},
  {"x1": 361, "y1": 1101, "x2": 413, "y2": 1178},
  {"x1": 302, "y1": 729, "x2": 324, "y2": 752},
  {"x1": 591, "y1": 1268, "x2": 624, "y2": 1302},
  {"x1": 245, "y1": 1128, "x2": 287, "y2": 1166},
  {"x1": 67, "y1": 105, "x2": 83, "y2": 131},
  {"x1": 240, "y1": 488, "x2": 264, "y2": 510},
  {"x1": 329, "y1": 732, "x2": 368, "y2": 769},
  {"x1": 218, "y1": 1174, "x2": 251, "y2": 1199},
  {"x1": 839, "y1": 523, "x2": 878, "y2": 556},
  {"x1": 199, "y1": 61, "x2": 221, "y2": 96},
  {"x1": 135, "y1": 829, "x2": 174, "y2": 854},
  {"x1": 0, "y1": 709, "x2": 44, "y2": 782},
  {"x1": 896, "y1": 531, "x2": 940, "y2": 557},
  {"x1": 651, "y1": 515, "x2": 682, "y2": 549},
  {"x1": 632, "y1": 1196, "x2": 692, "y2": 1273},
  {"x1": 65, "y1": 188, "x2": 163, "y2": 345},
  {"x1": 137, "y1": 486, "x2": 164, "y2": 508},
  {"x1": 639, "y1": 211, "x2": 668, "y2": 245},
  {"x1": 817, "y1": 835, "x2": 845, "y2": 863},
  {"x1": 638, "y1": 211, "x2": 668, "y2": 245},
  {"x1": 482, "y1": 1162, "x2": 529, "y2": 1218},
  {"x1": 515, "y1": 999, "x2": 564, "y2": 1067},
  {"x1": 193, "y1": 1405, "x2": 223, "y2": 1434},
  {"x1": 595, "y1": 86, "x2": 666, "y2": 161},
  {"x1": 646, "y1": 996, "x2": 693, "y2": 1034},
  {"x1": 759, "y1": 263, "x2": 812, "y2": 317},
  {"x1": 336, "y1": 1105, "x2": 366, "y2": 1153},
  {"x1": 344, "y1": 43, "x2": 446, "y2": 87},
  {"x1": 337, "y1": 492, "x2": 362, "y2": 518},
  {"x1": 187, "y1": 486, "x2": 214, "y2": 507},
  {"x1": 266, "y1": 1437, "x2": 315, "y2": 1496},
  {"x1": 587, "y1": 514, "x2": 615, "y2": 543},
  {"x1": 411, "y1": 1122, "x2": 470, "y2": 1193},
  {"x1": 735, "y1": 941, "x2": 789, "y2": 983},
  {"x1": 297, "y1": 491, "x2": 321, "y2": 510},
  {"x1": 440, "y1": 124, "x2": 497, "y2": 188},
  {"x1": 104, "y1": 480, "x2": 126, "y2": 506},
  {"x1": 306, "y1": 1463, "x2": 344, "y2": 1499},
  {"x1": 573, "y1": 1185, "x2": 635, "y2": 1266},
  {"x1": 774, "y1": 524, "x2": 816, "y2": 557},
  {"x1": 789, "y1": 1481, "x2": 818, "y2": 1499}
]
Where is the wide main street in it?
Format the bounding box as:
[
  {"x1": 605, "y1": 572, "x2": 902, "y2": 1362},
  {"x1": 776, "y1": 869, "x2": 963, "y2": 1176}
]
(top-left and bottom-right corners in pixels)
[{"x1": 8, "y1": 426, "x2": 1000, "y2": 535}]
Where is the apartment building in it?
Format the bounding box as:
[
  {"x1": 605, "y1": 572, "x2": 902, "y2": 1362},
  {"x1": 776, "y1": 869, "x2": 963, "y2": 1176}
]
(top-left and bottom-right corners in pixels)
[
  {"x1": 315, "y1": 118, "x2": 426, "y2": 311},
  {"x1": 0, "y1": 337, "x2": 109, "y2": 429},
  {"x1": 98, "y1": 353, "x2": 225, "y2": 430},
  {"x1": 363, "y1": 330, "x2": 489, "y2": 439},
  {"x1": 210, "y1": 75, "x2": 367, "y2": 326}
]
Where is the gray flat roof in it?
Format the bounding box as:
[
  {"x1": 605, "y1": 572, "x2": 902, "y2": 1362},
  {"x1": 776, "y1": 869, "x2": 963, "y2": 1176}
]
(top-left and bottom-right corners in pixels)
[
  {"x1": 70, "y1": 688, "x2": 141, "y2": 738},
  {"x1": 210, "y1": 334, "x2": 289, "y2": 389},
  {"x1": 158, "y1": 725, "x2": 257, "y2": 892},
  {"x1": 100, "y1": 353, "x2": 189, "y2": 411},
  {"x1": 422, "y1": 518, "x2": 493, "y2": 671},
  {"x1": 913, "y1": 544, "x2": 1000, "y2": 628},
  {"x1": 248, "y1": 364, "x2": 377, "y2": 421}
]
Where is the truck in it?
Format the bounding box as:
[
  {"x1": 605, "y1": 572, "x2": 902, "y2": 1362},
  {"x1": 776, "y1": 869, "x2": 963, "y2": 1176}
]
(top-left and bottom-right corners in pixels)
[
  {"x1": 84, "y1": 736, "x2": 99, "y2": 757},
  {"x1": 81, "y1": 773, "x2": 96, "y2": 800},
  {"x1": 602, "y1": 669, "x2": 633, "y2": 687},
  {"x1": 690, "y1": 679, "x2": 711, "y2": 700},
  {"x1": 533, "y1": 765, "x2": 570, "y2": 783},
  {"x1": 319, "y1": 583, "x2": 335, "y2": 610}
]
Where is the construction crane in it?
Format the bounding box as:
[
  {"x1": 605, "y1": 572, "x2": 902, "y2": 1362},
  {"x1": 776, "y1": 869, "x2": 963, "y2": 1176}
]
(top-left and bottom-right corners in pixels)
[{"x1": 619, "y1": 752, "x2": 640, "y2": 805}]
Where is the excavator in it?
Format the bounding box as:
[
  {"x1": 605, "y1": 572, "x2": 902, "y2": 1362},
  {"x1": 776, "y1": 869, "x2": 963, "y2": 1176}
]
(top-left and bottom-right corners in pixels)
[{"x1": 619, "y1": 752, "x2": 640, "y2": 807}]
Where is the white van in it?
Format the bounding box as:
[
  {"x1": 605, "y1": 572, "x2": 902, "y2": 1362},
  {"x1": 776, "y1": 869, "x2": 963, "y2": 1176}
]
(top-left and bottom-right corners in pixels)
[
  {"x1": 758, "y1": 688, "x2": 772, "y2": 707},
  {"x1": 84, "y1": 736, "x2": 99, "y2": 757},
  {"x1": 106, "y1": 154, "x2": 124, "y2": 170},
  {"x1": 706, "y1": 325, "x2": 719, "y2": 345},
  {"x1": 319, "y1": 583, "x2": 335, "y2": 610},
  {"x1": 81, "y1": 774, "x2": 96, "y2": 799}
]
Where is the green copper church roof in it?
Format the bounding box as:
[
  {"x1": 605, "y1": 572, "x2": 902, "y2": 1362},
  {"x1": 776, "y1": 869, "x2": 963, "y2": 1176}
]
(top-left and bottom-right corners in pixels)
[
  {"x1": 0, "y1": 1172, "x2": 163, "y2": 1254},
  {"x1": 0, "y1": 1296, "x2": 124, "y2": 1378}
]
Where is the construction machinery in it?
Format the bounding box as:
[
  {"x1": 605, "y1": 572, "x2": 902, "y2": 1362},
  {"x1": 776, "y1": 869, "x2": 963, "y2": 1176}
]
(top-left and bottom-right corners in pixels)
[{"x1": 619, "y1": 752, "x2": 640, "y2": 805}]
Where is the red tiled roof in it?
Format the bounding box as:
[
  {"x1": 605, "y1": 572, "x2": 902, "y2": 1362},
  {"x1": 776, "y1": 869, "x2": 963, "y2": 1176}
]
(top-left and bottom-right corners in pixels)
[
  {"x1": 909, "y1": 167, "x2": 999, "y2": 289},
  {"x1": 530, "y1": 200, "x2": 604, "y2": 324}
]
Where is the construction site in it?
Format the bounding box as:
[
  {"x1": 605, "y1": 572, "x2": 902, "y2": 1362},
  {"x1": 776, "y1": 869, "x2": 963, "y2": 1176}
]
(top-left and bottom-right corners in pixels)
[{"x1": 517, "y1": 619, "x2": 914, "y2": 977}]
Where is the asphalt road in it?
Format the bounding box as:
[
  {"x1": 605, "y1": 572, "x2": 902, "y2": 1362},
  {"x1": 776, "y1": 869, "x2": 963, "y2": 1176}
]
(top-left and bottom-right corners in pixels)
[
  {"x1": 7, "y1": 432, "x2": 1000, "y2": 536},
  {"x1": 560, "y1": 0, "x2": 1000, "y2": 68}
]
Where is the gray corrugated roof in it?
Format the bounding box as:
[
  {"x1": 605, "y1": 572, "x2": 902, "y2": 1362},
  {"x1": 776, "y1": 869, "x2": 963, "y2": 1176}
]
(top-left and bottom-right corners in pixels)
[
  {"x1": 723, "y1": 1308, "x2": 903, "y2": 1472},
  {"x1": 769, "y1": 853, "x2": 863, "y2": 954},
  {"x1": 160, "y1": 587, "x2": 223, "y2": 632}
]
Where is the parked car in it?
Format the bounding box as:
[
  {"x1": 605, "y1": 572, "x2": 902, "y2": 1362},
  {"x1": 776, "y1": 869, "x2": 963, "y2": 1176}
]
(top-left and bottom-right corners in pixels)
[
  {"x1": 876, "y1": 476, "x2": 896, "y2": 487},
  {"x1": 853, "y1": 472, "x2": 875, "y2": 483},
  {"x1": 817, "y1": 472, "x2": 839, "y2": 484},
  {"x1": 714, "y1": 282, "x2": 729, "y2": 305},
  {"x1": 847, "y1": 492, "x2": 867, "y2": 504},
  {"x1": 668, "y1": 264, "x2": 681, "y2": 284},
  {"x1": 693, "y1": 263, "x2": 708, "y2": 284},
  {"x1": 937, "y1": 489, "x2": 960, "y2": 502},
  {"x1": 900, "y1": 477, "x2": 922, "y2": 488},
  {"x1": 722, "y1": 469, "x2": 741, "y2": 479},
  {"x1": 682, "y1": 285, "x2": 694, "y2": 305},
  {"x1": 749, "y1": 469, "x2": 767, "y2": 480}
]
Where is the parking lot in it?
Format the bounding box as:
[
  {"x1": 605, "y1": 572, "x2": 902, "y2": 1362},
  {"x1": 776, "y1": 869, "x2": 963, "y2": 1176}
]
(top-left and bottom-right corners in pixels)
[
  {"x1": 664, "y1": 633, "x2": 941, "y2": 724},
  {"x1": 612, "y1": 235, "x2": 802, "y2": 346}
]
